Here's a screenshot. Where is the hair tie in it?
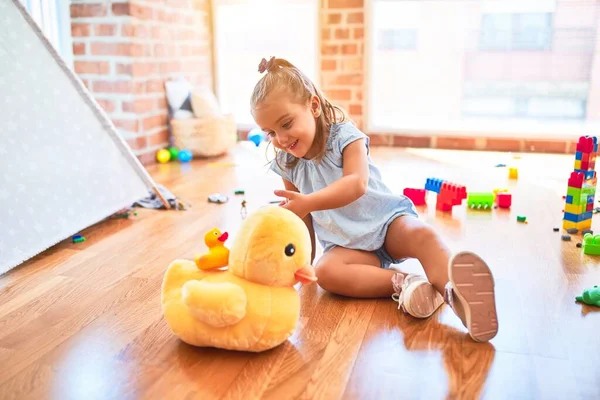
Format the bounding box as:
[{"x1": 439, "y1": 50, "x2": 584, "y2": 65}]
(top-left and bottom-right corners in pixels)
[{"x1": 258, "y1": 57, "x2": 276, "y2": 73}]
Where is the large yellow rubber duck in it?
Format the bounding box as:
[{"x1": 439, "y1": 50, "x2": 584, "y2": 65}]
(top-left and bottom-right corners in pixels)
[
  {"x1": 194, "y1": 228, "x2": 229, "y2": 270},
  {"x1": 161, "y1": 205, "x2": 317, "y2": 352}
]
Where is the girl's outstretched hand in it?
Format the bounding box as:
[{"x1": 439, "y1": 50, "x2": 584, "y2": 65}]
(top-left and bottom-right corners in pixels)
[{"x1": 274, "y1": 190, "x2": 312, "y2": 219}]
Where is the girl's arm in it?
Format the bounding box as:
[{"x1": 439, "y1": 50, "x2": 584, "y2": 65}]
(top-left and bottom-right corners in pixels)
[
  {"x1": 306, "y1": 139, "x2": 369, "y2": 211},
  {"x1": 283, "y1": 178, "x2": 316, "y2": 263}
]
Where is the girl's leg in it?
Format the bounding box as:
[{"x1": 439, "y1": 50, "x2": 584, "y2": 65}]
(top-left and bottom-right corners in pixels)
[
  {"x1": 384, "y1": 215, "x2": 451, "y2": 295},
  {"x1": 314, "y1": 247, "x2": 396, "y2": 298},
  {"x1": 383, "y1": 215, "x2": 499, "y2": 342}
]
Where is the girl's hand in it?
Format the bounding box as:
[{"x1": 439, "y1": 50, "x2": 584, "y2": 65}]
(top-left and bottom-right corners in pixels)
[{"x1": 274, "y1": 190, "x2": 313, "y2": 219}]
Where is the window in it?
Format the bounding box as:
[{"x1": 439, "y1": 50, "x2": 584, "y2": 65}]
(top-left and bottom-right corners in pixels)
[
  {"x1": 213, "y1": 0, "x2": 319, "y2": 127},
  {"x1": 378, "y1": 29, "x2": 417, "y2": 51},
  {"x1": 19, "y1": 0, "x2": 73, "y2": 66},
  {"x1": 368, "y1": 0, "x2": 600, "y2": 138},
  {"x1": 480, "y1": 13, "x2": 553, "y2": 50}
]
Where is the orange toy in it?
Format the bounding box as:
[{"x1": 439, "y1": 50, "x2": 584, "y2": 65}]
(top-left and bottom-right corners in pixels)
[{"x1": 194, "y1": 228, "x2": 230, "y2": 270}]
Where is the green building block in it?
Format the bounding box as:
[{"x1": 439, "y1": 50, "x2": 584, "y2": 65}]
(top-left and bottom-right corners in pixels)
[
  {"x1": 582, "y1": 233, "x2": 600, "y2": 255},
  {"x1": 575, "y1": 285, "x2": 600, "y2": 307},
  {"x1": 467, "y1": 192, "x2": 494, "y2": 210}
]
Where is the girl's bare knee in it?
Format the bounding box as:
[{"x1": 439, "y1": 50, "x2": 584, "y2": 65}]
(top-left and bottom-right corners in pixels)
[
  {"x1": 412, "y1": 222, "x2": 438, "y2": 248},
  {"x1": 315, "y1": 260, "x2": 343, "y2": 292}
]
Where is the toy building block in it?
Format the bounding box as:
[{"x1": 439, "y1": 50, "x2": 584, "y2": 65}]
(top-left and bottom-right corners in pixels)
[
  {"x1": 72, "y1": 234, "x2": 85, "y2": 243},
  {"x1": 493, "y1": 188, "x2": 508, "y2": 200},
  {"x1": 425, "y1": 177, "x2": 445, "y2": 194},
  {"x1": 574, "y1": 136, "x2": 598, "y2": 179},
  {"x1": 563, "y1": 135, "x2": 598, "y2": 231},
  {"x1": 582, "y1": 234, "x2": 600, "y2": 255},
  {"x1": 508, "y1": 167, "x2": 518, "y2": 179},
  {"x1": 403, "y1": 188, "x2": 426, "y2": 205},
  {"x1": 436, "y1": 182, "x2": 467, "y2": 212},
  {"x1": 575, "y1": 285, "x2": 600, "y2": 307},
  {"x1": 467, "y1": 192, "x2": 494, "y2": 210},
  {"x1": 496, "y1": 192, "x2": 511, "y2": 208}
]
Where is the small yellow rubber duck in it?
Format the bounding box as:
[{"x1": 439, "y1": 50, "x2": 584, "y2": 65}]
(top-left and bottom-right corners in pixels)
[
  {"x1": 161, "y1": 206, "x2": 317, "y2": 352},
  {"x1": 194, "y1": 228, "x2": 230, "y2": 270}
]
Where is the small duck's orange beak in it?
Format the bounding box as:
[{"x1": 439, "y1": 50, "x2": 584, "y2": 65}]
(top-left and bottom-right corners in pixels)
[
  {"x1": 294, "y1": 265, "x2": 317, "y2": 284},
  {"x1": 217, "y1": 232, "x2": 228, "y2": 242}
]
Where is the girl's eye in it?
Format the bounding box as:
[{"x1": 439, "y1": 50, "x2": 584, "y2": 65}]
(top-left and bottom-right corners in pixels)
[
  {"x1": 267, "y1": 131, "x2": 275, "y2": 137},
  {"x1": 282, "y1": 120, "x2": 292, "y2": 129}
]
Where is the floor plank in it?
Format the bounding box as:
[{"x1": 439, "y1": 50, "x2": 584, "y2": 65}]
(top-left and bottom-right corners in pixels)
[{"x1": 1, "y1": 143, "x2": 599, "y2": 399}]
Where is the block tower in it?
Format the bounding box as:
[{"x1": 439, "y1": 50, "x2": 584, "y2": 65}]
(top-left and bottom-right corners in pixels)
[{"x1": 563, "y1": 136, "x2": 598, "y2": 230}]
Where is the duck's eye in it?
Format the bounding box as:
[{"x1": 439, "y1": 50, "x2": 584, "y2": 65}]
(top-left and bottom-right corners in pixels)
[
  {"x1": 285, "y1": 244, "x2": 295, "y2": 257},
  {"x1": 214, "y1": 232, "x2": 218, "y2": 235}
]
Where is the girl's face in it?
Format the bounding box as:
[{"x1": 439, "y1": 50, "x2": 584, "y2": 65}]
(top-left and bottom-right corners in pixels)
[{"x1": 252, "y1": 89, "x2": 320, "y2": 159}]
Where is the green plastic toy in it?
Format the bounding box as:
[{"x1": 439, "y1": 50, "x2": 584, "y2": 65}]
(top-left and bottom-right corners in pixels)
[
  {"x1": 582, "y1": 233, "x2": 600, "y2": 255},
  {"x1": 575, "y1": 285, "x2": 600, "y2": 307},
  {"x1": 467, "y1": 192, "x2": 493, "y2": 210},
  {"x1": 168, "y1": 146, "x2": 179, "y2": 160}
]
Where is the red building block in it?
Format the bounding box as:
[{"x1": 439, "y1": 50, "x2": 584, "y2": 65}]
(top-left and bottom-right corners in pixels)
[
  {"x1": 576, "y1": 136, "x2": 595, "y2": 153},
  {"x1": 436, "y1": 182, "x2": 467, "y2": 212},
  {"x1": 568, "y1": 172, "x2": 584, "y2": 188},
  {"x1": 496, "y1": 193, "x2": 512, "y2": 208},
  {"x1": 403, "y1": 188, "x2": 426, "y2": 205}
]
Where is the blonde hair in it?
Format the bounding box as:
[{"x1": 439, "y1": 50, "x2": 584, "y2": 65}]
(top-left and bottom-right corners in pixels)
[{"x1": 251, "y1": 57, "x2": 347, "y2": 169}]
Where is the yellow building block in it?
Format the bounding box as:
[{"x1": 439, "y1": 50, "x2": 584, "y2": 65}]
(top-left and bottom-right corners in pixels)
[
  {"x1": 564, "y1": 203, "x2": 586, "y2": 214},
  {"x1": 493, "y1": 188, "x2": 509, "y2": 200},
  {"x1": 563, "y1": 219, "x2": 592, "y2": 230},
  {"x1": 508, "y1": 167, "x2": 518, "y2": 179},
  {"x1": 575, "y1": 160, "x2": 582, "y2": 169}
]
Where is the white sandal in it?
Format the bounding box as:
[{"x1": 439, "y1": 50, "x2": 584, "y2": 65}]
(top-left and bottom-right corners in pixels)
[{"x1": 392, "y1": 273, "x2": 444, "y2": 319}]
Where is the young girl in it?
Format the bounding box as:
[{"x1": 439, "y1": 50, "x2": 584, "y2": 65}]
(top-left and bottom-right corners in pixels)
[{"x1": 251, "y1": 57, "x2": 499, "y2": 343}]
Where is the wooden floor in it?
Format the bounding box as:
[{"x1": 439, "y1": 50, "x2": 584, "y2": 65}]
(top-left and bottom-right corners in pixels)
[{"x1": 1, "y1": 142, "x2": 600, "y2": 399}]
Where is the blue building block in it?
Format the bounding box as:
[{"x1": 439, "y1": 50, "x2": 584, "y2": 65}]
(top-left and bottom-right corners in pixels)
[
  {"x1": 575, "y1": 169, "x2": 596, "y2": 179},
  {"x1": 564, "y1": 211, "x2": 593, "y2": 223},
  {"x1": 575, "y1": 151, "x2": 583, "y2": 160},
  {"x1": 566, "y1": 195, "x2": 574, "y2": 204},
  {"x1": 425, "y1": 177, "x2": 444, "y2": 193}
]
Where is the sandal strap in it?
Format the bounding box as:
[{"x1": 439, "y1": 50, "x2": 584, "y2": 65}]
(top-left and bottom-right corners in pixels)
[
  {"x1": 444, "y1": 281, "x2": 455, "y2": 309},
  {"x1": 391, "y1": 273, "x2": 406, "y2": 311}
]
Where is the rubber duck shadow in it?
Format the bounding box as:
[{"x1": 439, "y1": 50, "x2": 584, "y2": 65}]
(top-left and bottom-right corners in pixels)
[{"x1": 174, "y1": 338, "x2": 300, "y2": 395}]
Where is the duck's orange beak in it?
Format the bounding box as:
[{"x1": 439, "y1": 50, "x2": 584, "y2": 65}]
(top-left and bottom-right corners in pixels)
[
  {"x1": 294, "y1": 265, "x2": 317, "y2": 284},
  {"x1": 217, "y1": 232, "x2": 228, "y2": 242}
]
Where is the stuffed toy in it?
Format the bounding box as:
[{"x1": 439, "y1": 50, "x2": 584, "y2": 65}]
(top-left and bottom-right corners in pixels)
[{"x1": 161, "y1": 205, "x2": 317, "y2": 352}]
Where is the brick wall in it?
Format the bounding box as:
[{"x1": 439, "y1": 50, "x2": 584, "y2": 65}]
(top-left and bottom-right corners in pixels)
[
  {"x1": 70, "y1": 0, "x2": 212, "y2": 164},
  {"x1": 320, "y1": 0, "x2": 365, "y2": 130},
  {"x1": 71, "y1": 0, "x2": 596, "y2": 160}
]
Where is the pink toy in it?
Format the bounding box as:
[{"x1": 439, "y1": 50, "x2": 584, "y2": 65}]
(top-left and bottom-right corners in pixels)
[
  {"x1": 403, "y1": 188, "x2": 426, "y2": 205},
  {"x1": 496, "y1": 193, "x2": 512, "y2": 208}
]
